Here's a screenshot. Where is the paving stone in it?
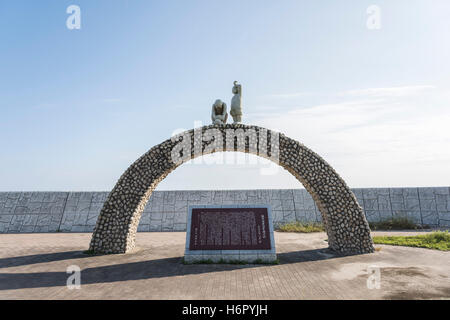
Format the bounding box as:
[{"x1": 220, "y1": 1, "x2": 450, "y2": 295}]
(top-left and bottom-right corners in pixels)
[
  {"x1": 406, "y1": 212, "x2": 422, "y2": 224},
  {"x1": 391, "y1": 201, "x2": 405, "y2": 212},
  {"x1": 8, "y1": 215, "x2": 25, "y2": 232},
  {"x1": 88, "y1": 202, "x2": 104, "y2": 214},
  {"x1": 211, "y1": 191, "x2": 223, "y2": 203},
  {"x1": 86, "y1": 213, "x2": 99, "y2": 226},
  {"x1": 257, "y1": 190, "x2": 270, "y2": 200},
  {"x1": 5, "y1": 185, "x2": 447, "y2": 257},
  {"x1": 270, "y1": 190, "x2": 281, "y2": 200},
  {"x1": 175, "y1": 200, "x2": 187, "y2": 212},
  {"x1": 149, "y1": 223, "x2": 162, "y2": 232},
  {"x1": 363, "y1": 188, "x2": 377, "y2": 200},
  {"x1": 390, "y1": 191, "x2": 405, "y2": 203},
  {"x1": 270, "y1": 199, "x2": 282, "y2": 211},
  {"x1": 20, "y1": 225, "x2": 36, "y2": 233},
  {"x1": 163, "y1": 212, "x2": 175, "y2": 221},
  {"x1": 418, "y1": 187, "x2": 435, "y2": 199},
  {"x1": 281, "y1": 199, "x2": 295, "y2": 211},
  {"x1": 137, "y1": 224, "x2": 149, "y2": 232},
  {"x1": 200, "y1": 191, "x2": 213, "y2": 202},
  {"x1": 436, "y1": 194, "x2": 448, "y2": 211},
  {"x1": 364, "y1": 210, "x2": 380, "y2": 223},
  {"x1": 92, "y1": 192, "x2": 109, "y2": 203},
  {"x1": 420, "y1": 199, "x2": 437, "y2": 211},
  {"x1": 36, "y1": 214, "x2": 51, "y2": 227},
  {"x1": 379, "y1": 211, "x2": 393, "y2": 220},
  {"x1": 405, "y1": 198, "x2": 420, "y2": 212},
  {"x1": 175, "y1": 191, "x2": 189, "y2": 201},
  {"x1": 282, "y1": 210, "x2": 296, "y2": 222},
  {"x1": 402, "y1": 188, "x2": 418, "y2": 198},
  {"x1": 34, "y1": 225, "x2": 49, "y2": 233},
  {"x1": 162, "y1": 221, "x2": 174, "y2": 231},
  {"x1": 377, "y1": 194, "x2": 391, "y2": 211},
  {"x1": 422, "y1": 211, "x2": 439, "y2": 226},
  {"x1": 303, "y1": 193, "x2": 316, "y2": 210},
  {"x1": 139, "y1": 212, "x2": 150, "y2": 225},
  {"x1": 71, "y1": 225, "x2": 87, "y2": 232},
  {"x1": 295, "y1": 209, "x2": 316, "y2": 223},
  {"x1": 151, "y1": 212, "x2": 163, "y2": 220},
  {"x1": 438, "y1": 212, "x2": 450, "y2": 227},
  {"x1": 0, "y1": 193, "x2": 9, "y2": 202},
  {"x1": 173, "y1": 223, "x2": 187, "y2": 231},
  {"x1": 174, "y1": 212, "x2": 187, "y2": 224},
  {"x1": 272, "y1": 211, "x2": 284, "y2": 223},
  {"x1": 376, "y1": 188, "x2": 390, "y2": 196},
  {"x1": 23, "y1": 215, "x2": 38, "y2": 226},
  {"x1": 364, "y1": 198, "x2": 378, "y2": 211},
  {"x1": 280, "y1": 189, "x2": 293, "y2": 200},
  {"x1": 392, "y1": 210, "x2": 407, "y2": 219}
]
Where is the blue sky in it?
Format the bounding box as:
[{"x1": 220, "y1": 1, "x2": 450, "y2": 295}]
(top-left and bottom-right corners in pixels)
[{"x1": 1, "y1": 1, "x2": 449, "y2": 191}]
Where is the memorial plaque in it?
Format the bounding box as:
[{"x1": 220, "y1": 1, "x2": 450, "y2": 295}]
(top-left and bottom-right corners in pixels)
[{"x1": 189, "y1": 207, "x2": 272, "y2": 250}]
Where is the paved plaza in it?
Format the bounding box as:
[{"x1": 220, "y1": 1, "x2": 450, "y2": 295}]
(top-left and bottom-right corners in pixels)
[{"x1": 0, "y1": 232, "x2": 449, "y2": 299}]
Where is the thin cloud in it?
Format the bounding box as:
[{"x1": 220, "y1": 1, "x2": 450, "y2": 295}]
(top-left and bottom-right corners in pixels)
[
  {"x1": 247, "y1": 86, "x2": 450, "y2": 187},
  {"x1": 341, "y1": 85, "x2": 435, "y2": 97},
  {"x1": 263, "y1": 92, "x2": 310, "y2": 99}
]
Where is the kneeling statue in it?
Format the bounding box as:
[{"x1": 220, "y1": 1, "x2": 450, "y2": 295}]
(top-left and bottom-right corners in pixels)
[{"x1": 211, "y1": 99, "x2": 228, "y2": 125}]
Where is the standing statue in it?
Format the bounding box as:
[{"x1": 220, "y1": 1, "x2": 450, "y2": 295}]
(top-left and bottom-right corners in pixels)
[
  {"x1": 230, "y1": 81, "x2": 242, "y2": 123},
  {"x1": 211, "y1": 99, "x2": 228, "y2": 125}
]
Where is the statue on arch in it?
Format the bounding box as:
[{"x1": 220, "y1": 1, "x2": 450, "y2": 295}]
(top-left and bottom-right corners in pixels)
[
  {"x1": 211, "y1": 99, "x2": 228, "y2": 125},
  {"x1": 230, "y1": 81, "x2": 242, "y2": 123}
]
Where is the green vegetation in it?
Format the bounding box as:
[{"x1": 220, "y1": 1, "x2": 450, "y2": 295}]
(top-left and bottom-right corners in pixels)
[
  {"x1": 276, "y1": 217, "x2": 427, "y2": 232},
  {"x1": 372, "y1": 231, "x2": 450, "y2": 251},
  {"x1": 182, "y1": 257, "x2": 279, "y2": 265},
  {"x1": 276, "y1": 221, "x2": 325, "y2": 233},
  {"x1": 369, "y1": 217, "x2": 428, "y2": 231}
]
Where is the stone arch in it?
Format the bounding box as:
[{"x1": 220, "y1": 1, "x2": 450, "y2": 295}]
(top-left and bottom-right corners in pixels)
[{"x1": 89, "y1": 124, "x2": 374, "y2": 254}]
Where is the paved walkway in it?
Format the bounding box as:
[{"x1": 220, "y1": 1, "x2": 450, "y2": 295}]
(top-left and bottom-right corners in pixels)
[{"x1": 0, "y1": 232, "x2": 449, "y2": 299}]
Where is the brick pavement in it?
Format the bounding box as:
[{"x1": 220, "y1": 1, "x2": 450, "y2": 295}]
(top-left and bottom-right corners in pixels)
[{"x1": 0, "y1": 232, "x2": 448, "y2": 299}]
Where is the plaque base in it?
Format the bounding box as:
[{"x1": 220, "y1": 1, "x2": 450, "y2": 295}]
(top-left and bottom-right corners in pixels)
[{"x1": 184, "y1": 250, "x2": 277, "y2": 264}]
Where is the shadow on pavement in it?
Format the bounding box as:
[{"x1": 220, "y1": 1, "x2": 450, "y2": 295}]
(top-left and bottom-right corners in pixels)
[
  {"x1": 0, "y1": 248, "x2": 357, "y2": 291},
  {"x1": 0, "y1": 251, "x2": 92, "y2": 269}
]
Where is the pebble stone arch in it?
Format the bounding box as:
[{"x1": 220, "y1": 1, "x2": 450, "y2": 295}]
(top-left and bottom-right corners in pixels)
[{"x1": 89, "y1": 124, "x2": 374, "y2": 254}]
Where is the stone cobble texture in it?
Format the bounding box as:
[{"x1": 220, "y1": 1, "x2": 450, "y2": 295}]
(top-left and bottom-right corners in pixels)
[
  {"x1": 2, "y1": 188, "x2": 448, "y2": 234},
  {"x1": 88, "y1": 124, "x2": 374, "y2": 254}
]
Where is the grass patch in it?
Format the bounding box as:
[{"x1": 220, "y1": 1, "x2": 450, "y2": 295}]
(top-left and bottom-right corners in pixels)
[
  {"x1": 276, "y1": 221, "x2": 325, "y2": 233},
  {"x1": 373, "y1": 231, "x2": 450, "y2": 251},
  {"x1": 369, "y1": 217, "x2": 427, "y2": 231}
]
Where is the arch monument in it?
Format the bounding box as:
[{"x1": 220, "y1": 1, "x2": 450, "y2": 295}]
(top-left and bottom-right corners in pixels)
[{"x1": 89, "y1": 124, "x2": 374, "y2": 255}]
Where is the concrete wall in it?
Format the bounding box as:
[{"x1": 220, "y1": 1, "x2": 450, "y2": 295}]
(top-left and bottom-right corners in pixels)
[{"x1": 0, "y1": 187, "x2": 449, "y2": 233}]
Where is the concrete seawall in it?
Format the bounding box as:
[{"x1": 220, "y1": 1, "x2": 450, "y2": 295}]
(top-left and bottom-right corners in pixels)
[{"x1": 0, "y1": 187, "x2": 449, "y2": 233}]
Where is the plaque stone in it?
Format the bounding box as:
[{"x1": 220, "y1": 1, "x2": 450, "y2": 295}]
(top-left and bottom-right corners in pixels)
[{"x1": 184, "y1": 205, "x2": 276, "y2": 263}]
